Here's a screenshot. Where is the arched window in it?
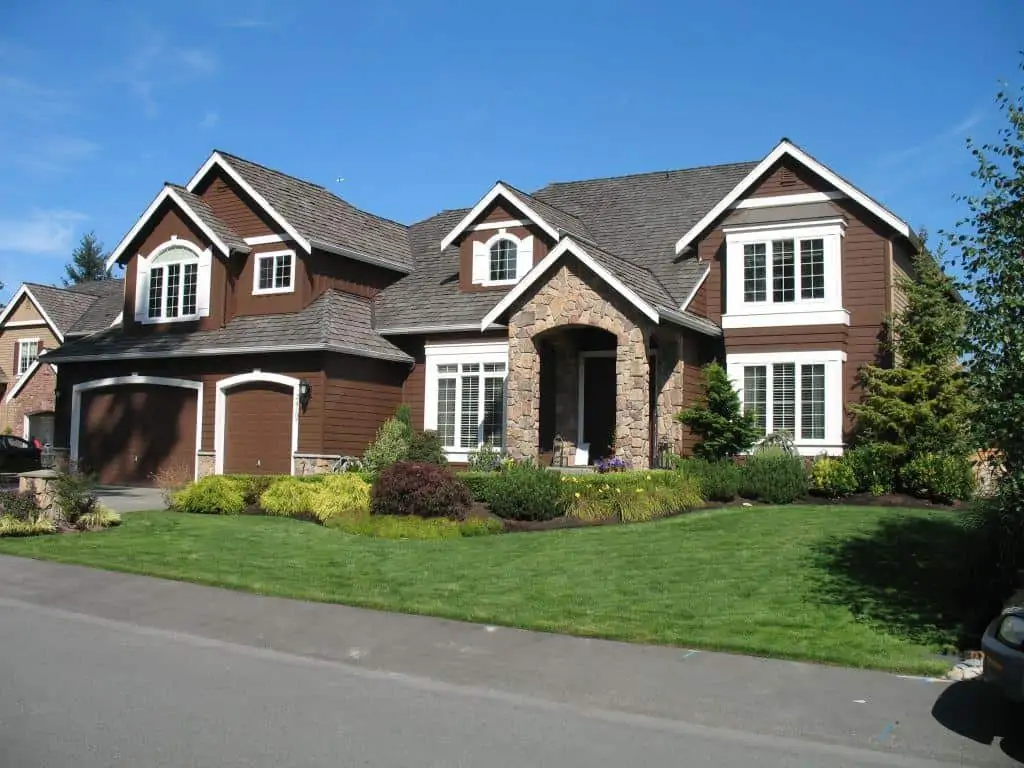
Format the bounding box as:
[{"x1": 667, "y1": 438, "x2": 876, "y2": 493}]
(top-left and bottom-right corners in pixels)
[
  {"x1": 489, "y1": 238, "x2": 517, "y2": 282},
  {"x1": 146, "y1": 243, "x2": 201, "y2": 320}
]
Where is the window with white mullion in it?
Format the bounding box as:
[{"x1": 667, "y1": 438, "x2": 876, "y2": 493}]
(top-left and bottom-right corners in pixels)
[
  {"x1": 459, "y1": 365, "x2": 481, "y2": 449},
  {"x1": 801, "y1": 364, "x2": 826, "y2": 439},
  {"x1": 430, "y1": 356, "x2": 507, "y2": 452},
  {"x1": 772, "y1": 362, "x2": 796, "y2": 437}
]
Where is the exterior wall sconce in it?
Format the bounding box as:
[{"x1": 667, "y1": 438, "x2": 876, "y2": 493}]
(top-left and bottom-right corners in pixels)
[{"x1": 299, "y1": 379, "x2": 312, "y2": 411}]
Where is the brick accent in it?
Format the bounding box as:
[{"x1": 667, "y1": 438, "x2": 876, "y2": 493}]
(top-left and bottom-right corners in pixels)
[{"x1": 0, "y1": 363, "x2": 56, "y2": 437}]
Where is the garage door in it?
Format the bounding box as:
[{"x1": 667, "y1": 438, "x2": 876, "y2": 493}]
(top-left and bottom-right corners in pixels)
[
  {"x1": 223, "y1": 382, "x2": 292, "y2": 474},
  {"x1": 79, "y1": 385, "x2": 197, "y2": 485}
]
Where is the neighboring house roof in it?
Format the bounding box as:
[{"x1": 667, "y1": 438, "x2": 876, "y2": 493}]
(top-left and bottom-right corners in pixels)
[
  {"x1": 65, "y1": 279, "x2": 125, "y2": 335},
  {"x1": 42, "y1": 289, "x2": 412, "y2": 364},
  {"x1": 0, "y1": 281, "x2": 123, "y2": 343},
  {"x1": 192, "y1": 151, "x2": 413, "y2": 273}
]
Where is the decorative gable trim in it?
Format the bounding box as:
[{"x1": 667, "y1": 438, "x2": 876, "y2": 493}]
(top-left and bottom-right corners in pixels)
[
  {"x1": 441, "y1": 183, "x2": 560, "y2": 251},
  {"x1": 185, "y1": 151, "x2": 312, "y2": 253},
  {"x1": 479, "y1": 238, "x2": 659, "y2": 331},
  {"x1": 106, "y1": 185, "x2": 238, "y2": 270},
  {"x1": 674, "y1": 139, "x2": 910, "y2": 254},
  {"x1": 0, "y1": 285, "x2": 65, "y2": 342},
  {"x1": 679, "y1": 264, "x2": 711, "y2": 312},
  {"x1": 3, "y1": 359, "x2": 43, "y2": 403}
]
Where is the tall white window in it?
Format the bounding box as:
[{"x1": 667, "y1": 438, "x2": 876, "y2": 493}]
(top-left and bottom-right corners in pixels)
[
  {"x1": 724, "y1": 221, "x2": 846, "y2": 328},
  {"x1": 137, "y1": 241, "x2": 209, "y2": 324},
  {"x1": 728, "y1": 351, "x2": 845, "y2": 455},
  {"x1": 16, "y1": 339, "x2": 38, "y2": 376},
  {"x1": 253, "y1": 249, "x2": 295, "y2": 295},
  {"x1": 425, "y1": 342, "x2": 509, "y2": 459},
  {"x1": 472, "y1": 231, "x2": 533, "y2": 286}
]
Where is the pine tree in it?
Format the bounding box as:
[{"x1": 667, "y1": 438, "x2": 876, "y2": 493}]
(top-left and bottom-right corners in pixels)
[
  {"x1": 677, "y1": 362, "x2": 761, "y2": 461},
  {"x1": 848, "y1": 237, "x2": 973, "y2": 459},
  {"x1": 63, "y1": 231, "x2": 110, "y2": 285}
]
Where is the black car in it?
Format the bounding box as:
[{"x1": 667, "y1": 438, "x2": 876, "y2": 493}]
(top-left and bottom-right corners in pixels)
[
  {"x1": 983, "y1": 606, "x2": 1024, "y2": 703},
  {"x1": 0, "y1": 435, "x2": 42, "y2": 474}
]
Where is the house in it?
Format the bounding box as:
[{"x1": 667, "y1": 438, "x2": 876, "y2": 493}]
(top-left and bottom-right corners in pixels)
[
  {"x1": 0, "y1": 280, "x2": 123, "y2": 445},
  {"x1": 42, "y1": 138, "x2": 918, "y2": 484}
]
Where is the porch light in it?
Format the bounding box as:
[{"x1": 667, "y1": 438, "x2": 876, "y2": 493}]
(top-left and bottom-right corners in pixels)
[{"x1": 299, "y1": 379, "x2": 312, "y2": 411}]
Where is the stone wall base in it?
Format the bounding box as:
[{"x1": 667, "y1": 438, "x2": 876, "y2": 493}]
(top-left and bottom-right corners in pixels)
[
  {"x1": 294, "y1": 454, "x2": 341, "y2": 475},
  {"x1": 196, "y1": 452, "x2": 216, "y2": 479}
]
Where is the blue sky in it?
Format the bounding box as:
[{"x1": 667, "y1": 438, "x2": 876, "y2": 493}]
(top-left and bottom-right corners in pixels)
[{"x1": 0, "y1": 0, "x2": 1020, "y2": 300}]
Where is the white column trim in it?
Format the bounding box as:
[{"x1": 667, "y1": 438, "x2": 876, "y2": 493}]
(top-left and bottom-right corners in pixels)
[
  {"x1": 70, "y1": 375, "x2": 204, "y2": 479},
  {"x1": 215, "y1": 371, "x2": 301, "y2": 475}
]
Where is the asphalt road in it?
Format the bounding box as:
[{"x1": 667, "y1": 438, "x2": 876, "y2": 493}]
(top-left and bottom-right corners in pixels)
[{"x1": 0, "y1": 556, "x2": 1021, "y2": 767}]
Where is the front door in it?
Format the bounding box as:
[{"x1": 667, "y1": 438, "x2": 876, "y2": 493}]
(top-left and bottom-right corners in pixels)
[{"x1": 582, "y1": 356, "x2": 616, "y2": 462}]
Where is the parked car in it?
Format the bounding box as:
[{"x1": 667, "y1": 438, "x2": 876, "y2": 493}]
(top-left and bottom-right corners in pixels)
[
  {"x1": 982, "y1": 605, "x2": 1024, "y2": 703},
  {"x1": 0, "y1": 435, "x2": 42, "y2": 475}
]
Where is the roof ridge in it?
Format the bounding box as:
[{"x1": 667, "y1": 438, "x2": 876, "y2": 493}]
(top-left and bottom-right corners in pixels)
[
  {"x1": 538, "y1": 159, "x2": 759, "y2": 190},
  {"x1": 500, "y1": 181, "x2": 583, "y2": 220}
]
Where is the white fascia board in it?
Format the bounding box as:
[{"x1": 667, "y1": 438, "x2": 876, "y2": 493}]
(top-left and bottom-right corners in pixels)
[
  {"x1": 675, "y1": 140, "x2": 910, "y2": 254},
  {"x1": 185, "y1": 151, "x2": 311, "y2": 253},
  {"x1": 440, "y1": 183, "x2": 560, "y2": 251},
  {"x1": 376, "y1": 323, "x2": 507, "y2": 335},
  {"x1": 479, "y1": 238, "x2": 660, "y2": 331},
  {"x1": 3, "y1": 359, "x2": 41, "y2": 403},
  {"x1": 733, "y1": 191, "x2": 845, "y2": 209},
  {"x1": 0, "y1": 285, "x2": 64, "y2": 342},
  {"x1": 679, "y1": 264, "x2": 710, "y2": 312},
  {"x1": 105, "y1": 186, "x2": 233, "y2": 270}
]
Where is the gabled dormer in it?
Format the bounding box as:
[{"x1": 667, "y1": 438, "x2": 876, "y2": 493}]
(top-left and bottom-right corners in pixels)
[{"x1": 441, "y1": 182, "x2": 589, "y2": 292}]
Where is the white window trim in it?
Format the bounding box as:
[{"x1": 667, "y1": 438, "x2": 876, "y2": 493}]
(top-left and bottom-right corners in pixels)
[
  {"x1": 16, "y1": 338, "x2": 39, "y2": 377},
  {"x1": 478, "y1": 231, "x2": 522, "y2": 287},
  {"x1": 424, "y1": 341, "x2": 509, "y2": 463},
  {"x1": 140, "y1": 239, "x2": 207, "y2": 325},
  {"x1": 727, "y1": 350, "x2": 846, "y2": 456},
  {"x1": 251, "y1": 248, "x2": 297, "y2": 295},
  {"x1": 722, "y1": 220, "x2": 846, "y2": 329},
  {"x1": 440, "y1": 182, "x2": 559, "y2": 251},
  {"x1": 215, "y1": 371, "x2": 301, "y2": 476},
  {"x1": 0, "y1": 285, "x2": 65, "y2": 342}
]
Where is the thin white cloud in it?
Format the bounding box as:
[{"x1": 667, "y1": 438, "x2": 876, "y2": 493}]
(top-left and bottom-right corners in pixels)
[
  {"x1": 0, "y1": 210, "x2": 88, "y2": 254},
  {"x1": 0, "y1": 74, "x2": 76, "y2": 121},
  {"x1": 113, "y1": 38, "x2": 218, "y2": 117},
  {"x1": 199, "y1": 110, "x2": 220, "y2": 129},
  {"x1": 13, "y1": 135, "x2": 100, "y2": 175},
  {"x1": 877, "y1": 107, "x2": 986, "y2": 168}
]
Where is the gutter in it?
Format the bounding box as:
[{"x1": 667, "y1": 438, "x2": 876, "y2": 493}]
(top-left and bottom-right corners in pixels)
[
  {"x1": 377, "y1": 323, "x2": 507, "y2": 335},
  {"x1": 40, "y1": 342, "x2": 414, "y2": 366},
  {"x1": 657, "y1": 307, "x2": 723, "y2": 337}
]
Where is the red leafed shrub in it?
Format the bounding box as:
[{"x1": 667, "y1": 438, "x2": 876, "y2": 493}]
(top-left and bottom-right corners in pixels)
[{"x1": 371, "y1": 461, "x2": 472, "y2": 520}]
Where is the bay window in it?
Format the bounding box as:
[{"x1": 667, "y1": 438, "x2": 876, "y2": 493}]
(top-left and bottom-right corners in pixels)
[{"x1": 728, "y1": 351, "x2": 845, "y2": 454}]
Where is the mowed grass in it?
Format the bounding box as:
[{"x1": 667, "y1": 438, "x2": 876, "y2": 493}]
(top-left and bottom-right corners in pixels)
[{"x1": 0, "y1": 506, "x2": 965, "y2": 675}]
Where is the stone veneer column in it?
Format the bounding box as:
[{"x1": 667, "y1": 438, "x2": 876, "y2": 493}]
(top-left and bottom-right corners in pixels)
[
  {"x1": 655, "y1": 335, "x2": 687, "y2": 456},
  {"x1": 616, "y1": 327, "x2": 650, "y2": 469},
  {"x1": 506, "y1": 327, "x2": 540, "y2": 462}
]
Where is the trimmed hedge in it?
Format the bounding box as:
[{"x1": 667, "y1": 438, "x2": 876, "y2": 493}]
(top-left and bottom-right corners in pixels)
[
  {"x1": 371, "y1": 461, "x2": 472, "y2": 520},
  {"x1": 173, "y1": 476, "x2": 246, "y2": 515},
  {"x1": 675, "y1": 458, "x2": 741, "y2": 502},
  {"x1": 810, "y1": 456, "x2": 858, "y2": 499},
  {"x1": 482, "y1": 463, "x2": 566, "y2": 521},
  {"x1": 457, "y1": 471, "x2": 494, "y2": 503},
  {"x1": 740, "y1": 449, "x2": 809, "y2": 504}
]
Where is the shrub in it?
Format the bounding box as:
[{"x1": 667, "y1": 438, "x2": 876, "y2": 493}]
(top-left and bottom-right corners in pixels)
[
  {"x1": 564, "y1": 471, "x2": 702, "y2": 522},
  {"x1": 900, "y1": 452, "x2": 976, "y2": 503},
  {"x1": 843, "y1": 444, "x2": 901, "y2": 495},
  {"x1": 467, "y1": 443, "x2": 503, "y2": 472},
  {"x1": 173, "y1": 476, "x2": 246, "y2": 515},
  {"x1": 394, "y1": 403, "x2": 412, "y2": 429},
  {"x1": 150, "y1": 463, "x2": 193, "y2": 509},
  {"x1": 0, "y1": 515, "x2": 56, "y2": 537},
  {"x1": 675, "y1": 458, "x2": 740, "y2": 502},
  {"x1": 362, "y1": 417, "x2": 410, "y2": 475},
  {"x1": 405, "y1": 429, "x2": 447, "y2": 466},
  {"x1": 676, "y1": 362, "x2": 761, "y2": 461},
  {"x1": 76, "y1": 507, "x2": 121, "y2": 531},
  {"x1": 809, "y1": 456, "x2": 858, "y2": 499},
  {"x1": 308, "y1": 474, "x2": 371, "y2": 524},
  {"x1": 484, "y1": 463, "x2": 566, "y2": 521},
  {"x1": 740, "y1": 449, "x2": 809, "y2": 504},
  {"x1": 371, "y1": 461, "x2": 471, "y2": 520},
  {"x1": 326, "y1": 514, "x2": 502, "y2": 540},
  {"x1": 0, "y1": 490, "x2": 41, "y2": 522},
  {"x1": 457, "y1": 471, "x2": 496, "y2": 503},
  {"x1": 234, "y1": 474, "x2": 275, "y2": 506},
  {"x1": 259, "y1": 477, "x2": 315, "y2": 517},
  {"x1": 52, "y1": 470, "x2": 99, "y2": 523}
]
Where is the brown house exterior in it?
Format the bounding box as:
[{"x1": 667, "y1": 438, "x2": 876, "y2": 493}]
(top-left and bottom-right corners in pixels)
[{"x1": 44, "y1": 139, "x2": 919, "y2": 483}]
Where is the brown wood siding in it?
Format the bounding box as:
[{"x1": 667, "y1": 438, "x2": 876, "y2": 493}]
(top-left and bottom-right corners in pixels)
[
  {"x1": 323, "y1": 356, "x2": 405, "y2": 456},
  {"x1": 228, "y1": 243, "x2": 309, "y2": 319},
  {"x1": 79, "y1": 385, "x2": 197, "y2": 484},
  {"x1": 308, "y1": 248, "x2": 399, "y2": 300},
  {"x1": 678, "y1": 331, "x2": 710, "y2": 456},
  {"x1": 223, "y1": 382, "x2": 293, "y2": 474},
  {"x1": 482, "y1": 200, "x2": 525, "y2": 223},
  {"x1": 696, "y1": 227, "x2": 726, "y2": 324},
  {"x1": 194, "y1": 169, "x2": 280, "y2": 238},
  {"x1": 7, "y1": 296, "x2": 45, "y2": 324},
  {"x1": 402, "y1": 357, "x2": 426, "y2": 430},
  {"x1": 748, "y1": 157, "x2": 837, "y2": 197},
  {"x1": 121, "y1": 203, "x2": 227, "y2": 333},
  {"x1": 459, "y1": 222, "x2": 551, "y2": 292},
  {"x1": 891, "y1": 239, "x2": 915, "y2": 319},
  {"x1": 725, "y1": 325, "x2": 849, "y2": 352}
]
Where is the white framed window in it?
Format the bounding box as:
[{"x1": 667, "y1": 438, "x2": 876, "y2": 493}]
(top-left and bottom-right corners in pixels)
[
  {"x1": 471, "y1": 230, "x2": 533, "y2": 287},
  {"x1": 16, "y1": 338, "x2": 39, "y2": 376},
  {"x1": 252, "y1": 249, "x2": 295, "y2": 295},
  {"x1": 723, "y1": 220, "x2": 847, "y2": 328},
  {"x1": 134, "y1": 239, "x2": 212, "y2": 324},
  {"x1": 424, "y1": 342, "x2": 509, "y2": 461},
  {"x1": 727, "y1": 350, "x2": 845, "y2": 455}
]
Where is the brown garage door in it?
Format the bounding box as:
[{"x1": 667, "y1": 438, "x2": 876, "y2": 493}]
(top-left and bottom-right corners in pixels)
[
  {"x1": 79, "y1": 385, "x2": 197, "y2": 485},
  {"x1": 223, "y1": 382, "x2": 292, "y2": 475}
]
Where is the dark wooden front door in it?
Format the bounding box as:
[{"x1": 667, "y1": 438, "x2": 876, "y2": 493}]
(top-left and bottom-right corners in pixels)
[{"x1": 582, "y1": 356, "x2": 616, "y2": 462}]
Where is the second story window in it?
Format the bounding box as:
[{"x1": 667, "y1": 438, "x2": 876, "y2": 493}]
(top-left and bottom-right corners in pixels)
[
  {"x1": 743, "y1": 238, "x2": 825, "y2": 304},
  {"x1": 147, "y1": 246, "x2": 199, "y2": 321},
  {"x1": 489, "y1": 239, "x2": 517, "y2": 282},
  {"x1": 16, "y1": 339, "x2": 39, "y2": 376},
  {"x1": 253, "y1": 250, "x2": 295, "y2": 295}
]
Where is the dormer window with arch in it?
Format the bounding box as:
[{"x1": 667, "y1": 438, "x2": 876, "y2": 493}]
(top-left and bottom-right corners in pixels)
[
  {"x1": 471, "y1": 230, "x2": 533, "y2": 287},
  {"x1": 134, "y1": 238, "x2": 213, "y2": 324}
]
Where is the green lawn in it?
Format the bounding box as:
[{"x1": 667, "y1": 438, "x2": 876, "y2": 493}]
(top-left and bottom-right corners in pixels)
[{"x1": 0, "y1": 505, "x2": 970, "y2": 675}]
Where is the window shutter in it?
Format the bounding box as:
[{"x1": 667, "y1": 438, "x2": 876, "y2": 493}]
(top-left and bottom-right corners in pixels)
[
  {"x1": 133, "y1": 255, "x2": 150, "y2": 322},
  {"x1": 516, "y1": 236, "x2": 534, "y2": 280},
  {"x1": 36, "y1": 339, "x2": 43, "y2": 355},
  {"x1": 12, "y1": 343, "x2": 18, "y2": 374},
  {"x1": 196, "y1": 249, "x2": 213, "y2": 317},
  {"x1": 472, "y1": 241, "x2": 488, "y2": 284}
]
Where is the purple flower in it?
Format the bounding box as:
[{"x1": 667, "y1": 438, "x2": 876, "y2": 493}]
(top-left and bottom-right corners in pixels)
[{"x1": 595, "y1": 456, "x2": 628, "y2": 473}]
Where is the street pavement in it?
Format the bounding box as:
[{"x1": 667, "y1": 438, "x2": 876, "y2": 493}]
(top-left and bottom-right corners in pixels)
[{"x1": 0, "y1": 555, "x2": 1020, "y2": 767}]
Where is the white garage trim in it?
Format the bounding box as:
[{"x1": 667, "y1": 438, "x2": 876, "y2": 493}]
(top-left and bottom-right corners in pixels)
[
  {"x1": 70, "y1": 375, "x2": 204, "y2": 479},
  {"x1": 215, "y1": 371, "x2": 300, "y2": 476}
]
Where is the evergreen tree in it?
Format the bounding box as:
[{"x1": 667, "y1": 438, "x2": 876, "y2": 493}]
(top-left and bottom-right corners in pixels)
[
  {"x1": 677, "y1": 362, "x2": 761, "y2": 461},
  {"x1": 63, "y1": 231, "x2": 110, "y2": 285},
  {"x1": 848, "y1": 237, "x2": 973, "y2": 459}
]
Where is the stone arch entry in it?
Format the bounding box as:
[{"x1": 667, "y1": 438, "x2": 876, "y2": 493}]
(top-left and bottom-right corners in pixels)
[{"x1": 506, "y1": 262, "x2": 652, "y2": 469}]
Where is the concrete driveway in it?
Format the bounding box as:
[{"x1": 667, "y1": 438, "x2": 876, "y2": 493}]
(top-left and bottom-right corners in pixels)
[{"x1": 96, "y1": 485, "x2": 166, "y2": 512}]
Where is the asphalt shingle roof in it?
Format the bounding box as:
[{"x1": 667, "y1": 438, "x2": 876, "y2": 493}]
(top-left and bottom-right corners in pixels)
[
  {"x1": 22, "y1": 283, "x2": 106, "y2": 335},
  {"x1": 501, "y1": 183, "x2": 592, "y2": 241},
  {"x1": 217, "y1": 151, "x2": 412, "y2": 272},
  {"x1": 43, "y1": 289, "x2": 411, "y2": 364},
  {"x1": 65, "y1": 279, "x2": 125, "y2": 335},
  {"x1": 167, "y1": 184, "x2": 250, "y2": 254}
]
